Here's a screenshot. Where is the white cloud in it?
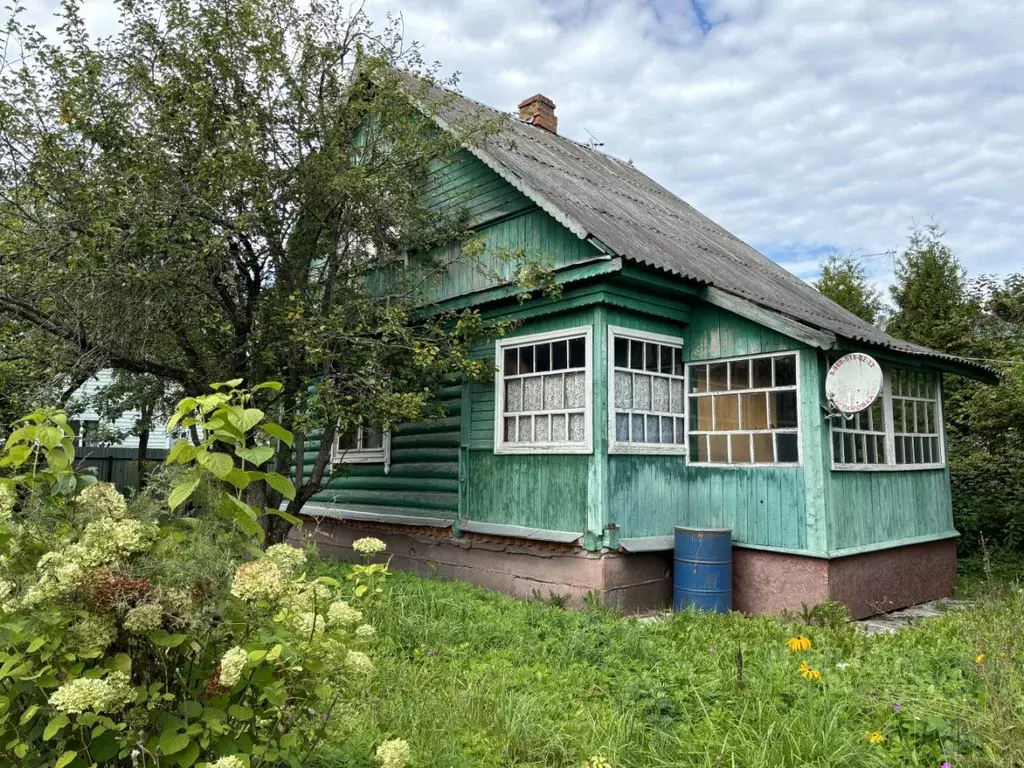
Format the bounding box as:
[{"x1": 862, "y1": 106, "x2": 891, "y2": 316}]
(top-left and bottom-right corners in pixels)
[{"x1": 14, "y1": 0, "x2": 1024, "y2": 289}]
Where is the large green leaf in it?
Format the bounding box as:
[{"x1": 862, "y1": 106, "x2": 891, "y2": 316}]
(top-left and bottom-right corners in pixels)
[
  {"x1": 261, "y1": 422, "x2": 294, "y2": 447},
  {"x1": 235, "y1": 445, "x2": 275, "y2": 466},
  {"x1": 252, "y1": 381, "x2": 283, "y2": 392},
  {"x1": 43, "y1": 713, "x2": 69, "y2": 740},
  {"x1": 196, "y1": 450, "x2": 234, "y2": 479},
  {"x1": 169, "y1": 477, "x2": 201, "y2": 511},
  {"x1": 159, "y1": 730, "x2": 190, "y2": 756},
  {"x1": 166, "y1": 439, "x2": 197, "y2": 466},
  {"x1": 55, "y1": 751, "x2": 77, "y2": 768},
  {"x1": 227, "y1": 408, "x2": 265, "y2": 434},
  {"x1": 264, "y1": 472, "x2": 296, "y2": 501}
]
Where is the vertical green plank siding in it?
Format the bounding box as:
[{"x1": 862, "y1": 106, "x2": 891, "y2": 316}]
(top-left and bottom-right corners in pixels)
[
  {"x1": 423, "y1": 209, "x2": 602, "y2": 302},
  {"x1": 463, "y1": 307, "x2": 598, "y2": 535},
  {"x1": 305, "y1": 386, "x2": 462, "y2": 521},
  {"x1": 607, "y1": 303, "x2": 810, "y2": 551}
]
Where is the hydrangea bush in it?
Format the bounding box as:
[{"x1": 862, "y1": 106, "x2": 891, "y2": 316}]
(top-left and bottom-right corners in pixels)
[{"x1": 0, "y1": 401, "x2": 403, "y2": 767}]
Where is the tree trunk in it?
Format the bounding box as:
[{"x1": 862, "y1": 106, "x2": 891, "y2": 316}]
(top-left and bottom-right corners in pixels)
[{"x1": 136, "y1": 427, "x2": 150, "y2": 491}]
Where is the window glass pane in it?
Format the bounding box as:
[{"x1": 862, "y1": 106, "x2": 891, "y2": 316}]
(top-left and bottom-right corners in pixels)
[
  {"x1": 535, "y1": 416, "x2": 550, "y2": 442},
  {"x1": 615, "y1": 413, "x2": 629, "y2": 441},
  {"x1": 519, "y1": 346, "x2": 534, "y2": 374},
  {"x1": 729, "y1": 360, "x2": 750, "y2": 390},
  {"x1": 731, "y1": 434, "x2": 751, "y2": 463},
  {"x1": 362, "y1": 430, "x2": 382, "y2": 450},
  {"x1": 517, "y1": 416, "x2": 532, "y2": 442},
  {"x1": 741, "y1": 392, "x2": 768, "y2": 430},
  {"x1": 753, "y1": 433, "x2": 774, "y2": 462},
  {"x1": 709, "y1": 434, "x2": 729, "y2": 462},
  {"x1": 691, "y1": 365, "x2": 708, "y2": 393},
  {"x1": 673, "y1": 350, "x2": 685, "y2": 376},
  {"x1": 646, "y1": 415, "x2": 660, "y2": 443},
  {"x1": 613, "y1": 337, "x2": 628, "y2": 368},
  {"x1": 504, "y1": 417, "x2": 517, "y2": 442},
  {"x1": 661, "y1": 416, "x2": 675, "y2": 444},
  {"x1": 774, "y1": 355, "x2": 797, "y2": 387},
  {"x1": 692, "y1": 396, "x2": 713, "y2": 431},
  {"x1": 568, "y1": 338, "x2": 585, "y2": 368},
  {"x1": 544, "y1": 375, "x2": 564, "y2": 410},
  {"x1": 506, "y1": 379, "x2": 523, "y2": 412},
  {"x1": 524, "y1": 377, "x2": 543, "y2": 410},
  {"x1": 504, "y1": 348, "x2": 518, "y2": 375},
  {"x1": 869, "y1": 399, "x2": 884, "y2": 431},
  {"x1": 552, "y1": 341, "x2": 568, "y2": 370},
  {"x1": 565, "y1": 372, "x2": 586, "y2": 408},
  {"x1": 752, "y1": 358, "x2": 773, "y2": 388},
  {"x1": 771, "y1": 391, "x2": 798, "y2": 429},
  {"x1": 713, "y1": 394, "x2": 740, "y2": 431},
  {"x1": 645, "y1": 343, "x2": 659, "y2": 372},
  {"x1": 675, "y1": 418, "x2": 686, "y2": 444},
  {"x1": 776, "y1": 433, "x2": 799, "y2": 463},
  {"x1": 633, "y1": 374, "x2": 651, "y2": 410},
  {"x1": 690, "y1": 434, "x2": 703, "y2": 458},
  {"x1": 535, "y1": 344, "x2": 550, "y2": 372},
  {"x1": 652, "y1": 378, "x2": 669, "y2": 412},
  {"x1": 629, "y1": 340, "x2": 643, "y2": 371},
  {"x1": 337, "y1": 431, "x2": 357, "y2": 450},
  {"x1": 708, "y1": 363, "x2": 728, "y2": 392},
  {"x1": 660, "y1": 346, "x2": 676, "y2": 375},
  {"x1": 895, "y1": 436, "x2": 905, "y2": 464},
  {"x1": 670, "y1": 379, "x2": 683, "y2": 413},
  {"x1": 551, "y1": 414, "x2": 567, "y2": 442},
  {"x1": 613, "y1": 371, "x2": 631, "y2": 409},
  {"x1": 568, "y1": 413, "x2": 585, "y2": 442}
]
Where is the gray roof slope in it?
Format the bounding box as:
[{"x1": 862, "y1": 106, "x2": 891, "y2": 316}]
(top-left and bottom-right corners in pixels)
[{"x1": 411, "y1": 77, "x2": 992, "y2": 379}]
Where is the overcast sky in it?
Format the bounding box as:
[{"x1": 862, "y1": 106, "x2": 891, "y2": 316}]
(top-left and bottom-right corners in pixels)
[{"x1": 18, "y1": 0, "x2": 1024, "y2": 290}]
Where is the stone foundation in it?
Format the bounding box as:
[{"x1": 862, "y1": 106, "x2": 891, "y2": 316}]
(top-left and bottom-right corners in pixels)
[{"x1": 294, "y1": 516, "x2": 955, "y2": 619}]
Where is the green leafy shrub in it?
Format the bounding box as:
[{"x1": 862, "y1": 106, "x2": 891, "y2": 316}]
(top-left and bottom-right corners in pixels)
[{"x1": 0, "y1": 396, "x2": 405, "y2": 767}]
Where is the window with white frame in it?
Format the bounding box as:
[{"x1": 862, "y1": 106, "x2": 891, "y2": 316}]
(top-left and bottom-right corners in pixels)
[
  {"x1": 831, "y1": 367, "x2": 943, "y2": 469},
  {"x1": 686, "y1": 352, "x2": 800, "y2": 465},
  {"x1": 332, "y1": 424, "x2": 391, "y2": 468},
  {"x1": 495, "y1": 327, "x2": 591, "y2": 453},
  {"x1": 609, "y1": 327, "x2": 686, "y2": 452}
]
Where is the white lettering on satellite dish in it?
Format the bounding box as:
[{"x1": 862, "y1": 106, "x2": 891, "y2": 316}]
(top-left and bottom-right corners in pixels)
[{"x1": 825, "y1": 353, "x2": 883, "y2": 413}]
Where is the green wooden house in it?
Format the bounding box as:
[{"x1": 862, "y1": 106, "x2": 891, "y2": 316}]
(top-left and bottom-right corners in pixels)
[{"x1": 296, "y1": 84, "x2": 995, "y2": 618}]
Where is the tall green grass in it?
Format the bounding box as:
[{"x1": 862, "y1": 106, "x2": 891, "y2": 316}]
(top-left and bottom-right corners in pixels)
[{"x1": 312, "y1": 556, "x2": 1024, "y2": 767}]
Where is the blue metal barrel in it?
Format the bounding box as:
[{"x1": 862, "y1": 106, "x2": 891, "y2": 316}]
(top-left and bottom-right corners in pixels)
[{"x1": 673, "y1": 526, "x2": 732, "y2": 613}]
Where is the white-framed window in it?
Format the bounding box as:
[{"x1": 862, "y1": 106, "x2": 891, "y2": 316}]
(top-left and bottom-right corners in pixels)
[
  {"x1": 332, "y1": 425, "x2": 391, "y2": 471},
  {"x1": 686, "y1": 351, "x2": 801, "y2": 466},
  {"x1": 494, "y1": 326, "x2": 592, "y2": 454},
  {"x1": 608, "y1": 326, "x2": 687, "y2": 453},
  {"x1": 831, "y1": 367, "x2": 944, "y2": 470}
]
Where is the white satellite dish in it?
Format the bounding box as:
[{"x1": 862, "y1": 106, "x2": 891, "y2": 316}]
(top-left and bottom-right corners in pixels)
[{"x1": 825, "y1": 353, "x2": 883, "y2": 414}]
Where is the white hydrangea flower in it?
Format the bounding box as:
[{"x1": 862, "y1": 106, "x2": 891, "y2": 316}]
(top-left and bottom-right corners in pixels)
[
  {"x1": 375, "y1": 738, "x2": 411, "y2": 768},
  {"x1": 345, "y1": 649, "x2": 374, "y2": 677},
  {"x1": 70, "y1": 614, "x2": 117, "y2": 652},
  {"x1": 284, "y1": 581, "x2": 333, "y2": 614},
  {"x1": 219, "y1": 646, "x2": 249, "y2": 688},
  {"x1": 123, "y1": 604, "x2": 162, "y2": 633},
  {"x1": 265, "y1": 543, "x2": 306, "y2": 577},
  {"x1": 231, "y1": 559, "x2": 285, "y2": 602},
  {"x1": 76, "y1": 482, "x2": 128, "y2": 520},
  {"x1": 327, "y1": 601, "x2": 362, "y2": 626},
  {"x1": 210, "y1": 757, "x2": 245, "y2": 768},
  {"x1": 355, "y1": 623, "x2": 376, "y2": 639},
  {"x1": 0, "y1": 483, "x2": 15, "y2": 521},
  {"x1": 293, "y1": 611, "x2": 326, "y2": 639},
  {"x1": 49, "y1": 671, "x2": 135, "y2": 714},
  {"x1": 352, "y1": 537, "x2": 386, "y2": 555}
]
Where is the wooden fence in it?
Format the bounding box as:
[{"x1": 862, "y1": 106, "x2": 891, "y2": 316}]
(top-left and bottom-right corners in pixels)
[{"x1": 75, "y1": 447, "x2": 169, "y2": 492}]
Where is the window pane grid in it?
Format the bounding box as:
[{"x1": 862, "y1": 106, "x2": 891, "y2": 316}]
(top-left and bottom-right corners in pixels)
[
  {"x1": 500, "y1": 333, "x2": 589, "y2": 449},
  {"x1": 686, "y1": 353, "x2": 800, "y2": 465},
  {"x1": 611, "y1": 331, "x2": 685, "y2": 448},
  {"x1": 831, "y1": 368, "x2": 943, "y2": 469}
]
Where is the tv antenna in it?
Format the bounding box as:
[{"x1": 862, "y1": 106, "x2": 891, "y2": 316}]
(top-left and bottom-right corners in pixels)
[{"x1": 584, "y1": 128, "x2": 604, "y2": 149}]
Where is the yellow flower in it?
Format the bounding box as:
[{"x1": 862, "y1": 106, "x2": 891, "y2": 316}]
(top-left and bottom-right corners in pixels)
[
  {"x1": 799, "y1": 661, "x2": 821, "y2": 681},
  {"x1": 976, "y1": 654, "x2": 986, "y2": 664},
  {"x1": 786, "y1": 635, "x2": 811, "y2": 652},
  {"x1": 867, "y1": 731, "x2": 886, "y2": 745}
]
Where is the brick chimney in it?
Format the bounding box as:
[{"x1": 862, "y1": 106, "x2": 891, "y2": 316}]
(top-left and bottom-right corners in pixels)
[{"x1": 518, "y1": 94, "x2": 557, "y2": 134}]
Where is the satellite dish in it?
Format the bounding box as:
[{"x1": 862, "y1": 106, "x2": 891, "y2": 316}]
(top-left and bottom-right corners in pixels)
[{"x1": 825, "y1": 353, "x2": 883, "y2": 413}]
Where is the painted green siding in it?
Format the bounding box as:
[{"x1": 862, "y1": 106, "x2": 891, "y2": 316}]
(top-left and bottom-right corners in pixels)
[
  {"x1": 606, "y1": 304, "x2": 809, "y2": 551},
  {"x1": 463, "y1": 307, "x2": 599, "y2": 537},
  {"x1": 425, "y1": 149, "x2": 533, "y2": 226},
  {"x1": 305, "y1": 384, "x2": 461, "y2": 522}
]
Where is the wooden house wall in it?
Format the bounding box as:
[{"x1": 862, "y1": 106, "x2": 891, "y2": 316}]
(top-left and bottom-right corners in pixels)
[
  {"x1": 462, "y1": 307, "x2": 599, "y2": 536},
  {"x1": 302, "y1": 384, "x2": 462, "y2": 523},
  {"x1": 606, "y1": 304, "x2": 813, "y2": 552}
]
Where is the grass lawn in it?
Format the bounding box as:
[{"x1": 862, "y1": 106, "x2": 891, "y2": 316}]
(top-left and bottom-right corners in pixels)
[{"x1": 312, "y1": 555, "x2": 1024, "y2": 768}]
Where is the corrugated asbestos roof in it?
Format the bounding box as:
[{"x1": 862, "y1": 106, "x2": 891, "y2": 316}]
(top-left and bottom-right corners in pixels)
[{"x1": 406, "y1": 75, "x2": 993, "y2": 379}]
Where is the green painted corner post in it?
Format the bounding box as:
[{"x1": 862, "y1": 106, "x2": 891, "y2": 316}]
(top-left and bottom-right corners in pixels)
[
  {"x1": 454, "y1": 379, "x2": 472, "y2": 538},
  {"x1": 799, "y1": 349, "x2": 829, "y2": 555},
  {"x1": 587, "y1": 306, "x2": 610, "y2": 551}
]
